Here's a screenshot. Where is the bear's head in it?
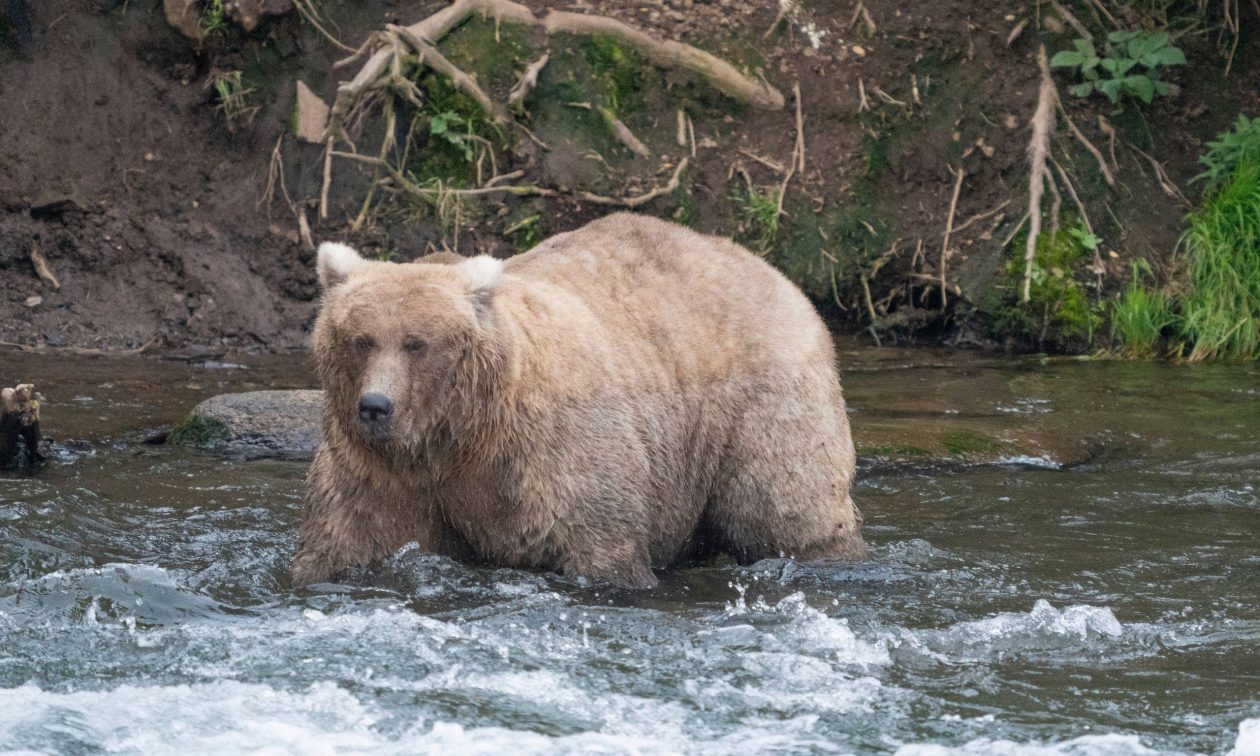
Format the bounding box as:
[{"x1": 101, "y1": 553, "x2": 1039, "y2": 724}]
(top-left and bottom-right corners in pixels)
[{"x1": 312, "y1": 242, "x2": 505, "y2": 447}]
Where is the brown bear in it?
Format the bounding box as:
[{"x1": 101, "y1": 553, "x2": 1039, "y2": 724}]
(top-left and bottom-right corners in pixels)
[{"x1": 292, "y1": 213, "x2": 865, "y2": 588}]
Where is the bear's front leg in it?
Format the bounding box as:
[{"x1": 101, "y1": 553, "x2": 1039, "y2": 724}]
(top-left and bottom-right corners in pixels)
[
  {"x1": 292, "y1": 445, "x2": 446, "y2": 585},
  {"x1": 561, "y1": 543, "x2": 659, "y2": 590}
]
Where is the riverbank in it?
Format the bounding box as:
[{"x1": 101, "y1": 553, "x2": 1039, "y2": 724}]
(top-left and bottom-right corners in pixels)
[{"x1": 1, "y1": 1, "x2": 1257, "y2": 354}]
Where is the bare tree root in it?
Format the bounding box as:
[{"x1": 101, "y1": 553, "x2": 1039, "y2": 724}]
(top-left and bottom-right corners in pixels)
[
  {"x1": 1023, "y1": 46, "x2": 1056, "y2": 304},
  {"x1": 541, "y1": 11, "x2": 784, "y2": 109},
  {"x1": 939, "y1": 166, "x2": 965, "y2": 309},
  {"x1": 509, "y1": 53, "x2": 550, "y2": 111},
  {"x1": 329, "y1": 0, "x2": 783, "y2": 140},
  {"x1": 1056, "y1": 100, "x2": 1115, "y2": 189},
  {"x1": 1050, "y1": 157, "x2": 1104, "y2": 277},
  {"x1": 318, "y1": 0, "x2": 775, "y2": 227},
  {"x1": 578, "y1": 158, "x2": 690, "y2": 207},
  {"x1": 565, "y1": 102, "x2": 651, "y2": 157},
  {"x1": 1126, "y1": 142, "x2": 1191, "y2": 207}
]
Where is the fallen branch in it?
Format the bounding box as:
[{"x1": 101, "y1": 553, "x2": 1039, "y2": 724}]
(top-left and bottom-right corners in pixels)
[{"x1": 1023, "y1": 46, "x2": 1056, "y2": 304}]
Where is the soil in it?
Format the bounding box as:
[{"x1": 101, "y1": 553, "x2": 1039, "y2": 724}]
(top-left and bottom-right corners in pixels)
[{"x1": 0, "y1": 0, "x2": 1257, "y2": 353}]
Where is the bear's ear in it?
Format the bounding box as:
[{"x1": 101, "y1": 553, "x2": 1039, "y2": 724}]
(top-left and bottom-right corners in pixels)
[
  {"x1": 458, "y1": 255, "x2": 504, "y2": 293},
  {"x1": 317, "y1": 242, "x2": 366, "y2": 289}
]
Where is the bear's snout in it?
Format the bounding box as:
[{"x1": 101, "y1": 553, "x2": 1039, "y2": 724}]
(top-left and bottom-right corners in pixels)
[{"x1": 358, "y1": 392, "x2": 394, "y2": 427}]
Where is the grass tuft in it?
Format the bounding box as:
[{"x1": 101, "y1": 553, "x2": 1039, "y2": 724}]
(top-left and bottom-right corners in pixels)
[
  {"x1": 1175, "y1": 160, "x2": 1260, "y2": 362},
  {"x1": 1110, "y1": 260, "x2": 1177, "y2": 358},
  {"x1": 730, "y1": 185, "x2": 781, "y2": 252}
]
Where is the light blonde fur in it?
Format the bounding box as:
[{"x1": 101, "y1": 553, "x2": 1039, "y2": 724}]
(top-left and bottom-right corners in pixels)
[{"x1": 293, "y1": 213, "x2": 865, "y2": 588}]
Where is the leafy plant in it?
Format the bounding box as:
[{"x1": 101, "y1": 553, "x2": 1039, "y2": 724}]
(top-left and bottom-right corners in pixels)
[
  {"x1": 429, "y1": 110, "x2": 477, "y2": 162},
  {"x1": 1196, "y1": 115, "x2": 1260, "y2": 192},
  {"x1": 1051, "y1": 31, "x2": 1186, "y2": 104},
  {"x1": 1110, "y1": 260, "x2": 1177, "y2": 357},
  {"x1": 199, "y1": 0, "x2": 228, "y2": 37}
]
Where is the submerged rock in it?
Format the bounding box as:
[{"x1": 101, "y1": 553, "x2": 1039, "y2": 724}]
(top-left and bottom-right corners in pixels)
[{"x1": 173, "y1": 390, "x2": 321, "y2": 459}]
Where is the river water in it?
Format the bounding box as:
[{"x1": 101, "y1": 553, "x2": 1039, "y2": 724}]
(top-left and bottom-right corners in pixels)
[{"x1": 1, "y1": 348, "x2": 1257, "y2": 754}]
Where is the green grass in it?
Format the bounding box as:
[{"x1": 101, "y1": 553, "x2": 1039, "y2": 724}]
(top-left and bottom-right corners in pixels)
[
  {"x1": 1110, "y1": 260, "x2": 1177, "y2": 357},
  {"x1": 730, "y1": 184, "x2": 781, "y2": 252},
  {"x1": 1175, "y1": 160, "x2": 1260, "y2": 361},
  {"x1": 199, "y1": 0, "x2": 228, "y2": 37}
]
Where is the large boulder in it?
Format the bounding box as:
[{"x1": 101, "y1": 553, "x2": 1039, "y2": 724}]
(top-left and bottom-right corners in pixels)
[{"x1": 172, "y1": 390, "x2": 321, "y2": 459}]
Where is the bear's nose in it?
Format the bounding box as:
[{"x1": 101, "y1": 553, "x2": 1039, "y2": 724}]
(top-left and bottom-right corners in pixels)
[{"x1": 358, "y1": 393, "x2": 394, "y2": 424}]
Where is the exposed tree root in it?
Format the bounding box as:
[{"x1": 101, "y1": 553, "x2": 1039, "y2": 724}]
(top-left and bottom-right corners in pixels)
[
  {"x1": 317, "y1": 0, "x2": 774, "y2": 231},
  {"x1": 1023, "y1": 46, "x2": 1056, "y2": 304},
  {"x1": 1056, "y1": 100, "x2": 1115, "y2": 190},
  {"x1": 328, "y1": 0, "x2": 783, "y2": 141},
  {"x1": 939, "y1": 166, "x2": 965, "y2": 309},
  {"x1": 508, "y1": 53, "x2": 549, "y2": 111},
  {"x1": 577, "y1": 158, "x2": 689, "y2": 208}
]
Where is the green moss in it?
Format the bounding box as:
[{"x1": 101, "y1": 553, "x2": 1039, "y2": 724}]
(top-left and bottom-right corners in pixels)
[
  {"x1": 583, "y1": 33, "x2": 645, "y2": 114},
  {"x1": 983, "y1": 223, "x2": 1105, "y2": 350},
  {"x1": 169, "y1": 415, "x2": 229, "y2": 448},
  {"x1": 439, "y1": 20, "x2": 530, "y2": 95},
  {"x1": 860, "y1": 444, "x2": 933, "y2": 458},
  {"x1": 940, "y1": 430, "x2": 1005, "y2": 457}
]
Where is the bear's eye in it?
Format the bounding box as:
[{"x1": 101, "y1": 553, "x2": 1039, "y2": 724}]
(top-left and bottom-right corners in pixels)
[
  {"x1": 403, "y1": 338, "x2": 428, "y2": 355},
  {"x1": 351, "y1": 335, "x2": 375, "y2": 352}
]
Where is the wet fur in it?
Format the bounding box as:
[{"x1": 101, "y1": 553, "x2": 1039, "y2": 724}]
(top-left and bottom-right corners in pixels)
[{"x1": 292, "y1": 213, "x2": 866, "y2": 588}]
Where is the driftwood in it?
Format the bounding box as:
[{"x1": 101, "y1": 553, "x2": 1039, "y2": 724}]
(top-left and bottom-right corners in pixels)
[{"x1": 1, "y1": 384, "x2": 44, "y2": 470}]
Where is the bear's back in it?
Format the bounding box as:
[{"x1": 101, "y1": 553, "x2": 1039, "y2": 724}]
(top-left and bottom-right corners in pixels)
[{"x1": 501, "y1": 213, "x2": 832, "y2": 381}]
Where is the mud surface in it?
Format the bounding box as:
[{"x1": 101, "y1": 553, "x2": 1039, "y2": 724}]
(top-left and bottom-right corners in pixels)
[{"x1": 1, "y1": 1, "x2": 1257, "y2": 351}]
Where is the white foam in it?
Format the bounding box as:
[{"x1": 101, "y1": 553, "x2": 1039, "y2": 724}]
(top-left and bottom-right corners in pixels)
[
  {"x1": 896, "y1": 600, "x2": 1126, "y2": 664},
  {"x1": 895, "y1": 732, "x2": 1158, "y2": 755},
  {"x1": 1231, "y1": 718, "x2": 1260, "y2": 756},
  {"x1": 0, "y1": 681, "x2": 379, "y2": 754}
]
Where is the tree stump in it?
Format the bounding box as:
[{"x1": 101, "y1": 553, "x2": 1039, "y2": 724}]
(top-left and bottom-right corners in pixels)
[{"x1": 1, "y1": 384, "x2": 45, "y2": 470}]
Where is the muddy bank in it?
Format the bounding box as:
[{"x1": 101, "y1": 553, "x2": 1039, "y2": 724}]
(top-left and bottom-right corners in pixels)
[{"x1": 0, "y1": 1, "x2": 1256, "y2": 352}]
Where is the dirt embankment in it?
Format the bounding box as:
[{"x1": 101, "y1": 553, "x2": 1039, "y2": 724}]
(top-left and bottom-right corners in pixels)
[{"x1": 0, "y1": 0, "x2": 1256, "y2": 353}]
